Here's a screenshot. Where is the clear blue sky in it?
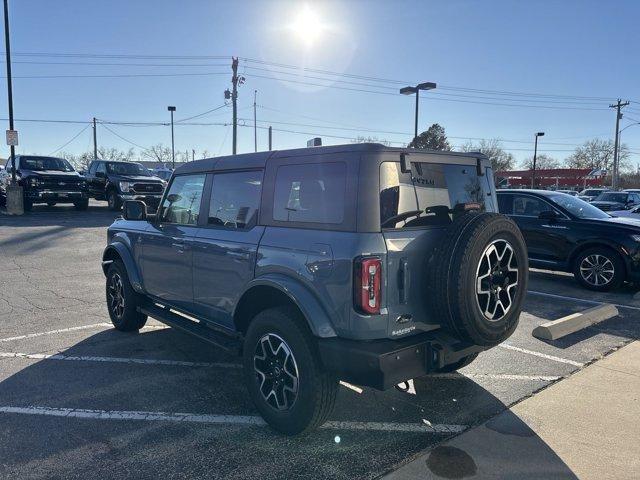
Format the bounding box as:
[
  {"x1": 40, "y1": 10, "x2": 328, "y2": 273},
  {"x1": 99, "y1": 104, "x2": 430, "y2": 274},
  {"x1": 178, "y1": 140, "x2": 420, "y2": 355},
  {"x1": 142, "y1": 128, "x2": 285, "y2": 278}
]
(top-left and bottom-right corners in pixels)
[{"x1": 2, "y1": 0, "x2": 639, "y2": 166}]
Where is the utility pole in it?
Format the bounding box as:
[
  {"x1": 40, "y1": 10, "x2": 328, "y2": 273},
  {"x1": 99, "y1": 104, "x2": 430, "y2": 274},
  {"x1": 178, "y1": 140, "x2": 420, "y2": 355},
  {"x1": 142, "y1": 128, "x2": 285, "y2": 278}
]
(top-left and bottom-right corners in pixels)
[
  {"x1": 268, "y1": 126, "x2": 272, "y2": 151},
  {"x1": 192, "y1": 149, "x2": 195, "y2": 161},
  {"x1": 610, "y1": 99, "x2": 629, "y2": 190},
  {"x1": 253, "y1": 89, "x2": 257, "y2": 152},
  {"x1": 92, "y1": 117, "x2": 98, "y2": 160},
  {"x1": 231, "y1": 57, "x2": 239, "y2": 155}
]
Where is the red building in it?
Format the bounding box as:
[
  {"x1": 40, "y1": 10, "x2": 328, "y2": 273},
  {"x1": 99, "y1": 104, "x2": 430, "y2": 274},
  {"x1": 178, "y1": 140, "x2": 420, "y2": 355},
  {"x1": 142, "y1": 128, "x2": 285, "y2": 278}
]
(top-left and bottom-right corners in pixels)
[{"x1": 496, "y1": 168, "x2": 606, "y2": 189}]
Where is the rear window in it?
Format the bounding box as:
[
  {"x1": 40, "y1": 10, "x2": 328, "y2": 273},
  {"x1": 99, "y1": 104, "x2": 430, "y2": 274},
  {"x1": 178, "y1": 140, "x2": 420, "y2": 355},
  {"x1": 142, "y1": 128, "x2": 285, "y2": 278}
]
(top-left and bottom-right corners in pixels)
[
  {"x1": 380, "y1": 161, "x2": 492, "y2": 229},
  {"x1": 273, "y1": 162, "x2": 346, "y2": 224}
]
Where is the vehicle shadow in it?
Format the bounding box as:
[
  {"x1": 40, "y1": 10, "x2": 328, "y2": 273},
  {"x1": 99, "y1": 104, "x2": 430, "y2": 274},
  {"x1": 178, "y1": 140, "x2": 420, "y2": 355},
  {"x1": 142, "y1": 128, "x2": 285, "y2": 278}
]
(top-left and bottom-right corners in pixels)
[
  {"x1": 0, "y1": 204, "x2": 117, "y2": 229},
  {"x1": 0, "y1": 326, "x2": 580, "y2": 479}
]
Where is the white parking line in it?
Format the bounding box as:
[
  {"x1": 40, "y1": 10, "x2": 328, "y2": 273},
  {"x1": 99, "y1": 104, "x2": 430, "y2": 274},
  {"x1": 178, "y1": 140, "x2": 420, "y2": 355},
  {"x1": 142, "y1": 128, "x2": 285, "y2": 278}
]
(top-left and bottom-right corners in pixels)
[
  {"x1": 0, "y1": 352, "x2": 241, "y2": 369},
  {"x1": 0, "y1": 323, "x2": 168, "y2": 343},
  {"x1": 498, "y1": 343, "x2": 584, "y2": 367},
  {"x1": 431, "y1": 372, "x2": 562, "y2": 382},
  {"x1": 528, "y1": 290, "x2": 640, "y2": 312},
  {"x1": 0, "y1": 405, "x2": 468, "y2": 434}
]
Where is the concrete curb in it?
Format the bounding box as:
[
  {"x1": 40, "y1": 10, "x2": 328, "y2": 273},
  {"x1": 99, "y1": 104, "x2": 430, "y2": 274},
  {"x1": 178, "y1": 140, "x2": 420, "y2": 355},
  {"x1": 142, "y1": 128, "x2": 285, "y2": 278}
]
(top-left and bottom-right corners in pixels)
[{"x1": 532, "y1": 304, "x2": 618, "y2": 340}]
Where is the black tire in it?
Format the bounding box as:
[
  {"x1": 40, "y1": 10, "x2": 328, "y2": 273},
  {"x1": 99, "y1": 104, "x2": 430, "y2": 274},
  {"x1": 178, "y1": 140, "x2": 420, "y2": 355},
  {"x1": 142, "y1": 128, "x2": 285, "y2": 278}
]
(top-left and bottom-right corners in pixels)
[
  {"x1": 107, "y1": 190, "x2": 121, "y2": 211},
  {"x1": 105, "y1": 260, "x2": 147, "y2": 331},
  {"x1": 427, "y1": 212, "x2": 528, "y2": 347},
  {"x1": 74, "y1": 198, "x2": 89, "y2": 211},
  {"x1": 46, "y1": 201, "x2": 56, "y2": 207},
  {"x1": 23, "y1": 199, "x2": 33, "y2": 212},
  {"x1": 573, "y1": 247, "x2": 625, "y2": 291},
  {"x1": 435, "y1": 353, "x2": 479, "y2": 373},
  {"x1": 242, "y1": 306, "x2": 338, "y2": 435}
]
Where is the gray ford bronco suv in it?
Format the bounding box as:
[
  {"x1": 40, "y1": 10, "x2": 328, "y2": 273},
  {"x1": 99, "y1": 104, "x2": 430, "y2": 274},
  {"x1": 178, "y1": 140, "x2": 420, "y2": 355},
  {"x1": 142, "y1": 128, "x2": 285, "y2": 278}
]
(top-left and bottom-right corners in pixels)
[{"x1": 102, "y1": 143, "x2": 528, "y2": 434}]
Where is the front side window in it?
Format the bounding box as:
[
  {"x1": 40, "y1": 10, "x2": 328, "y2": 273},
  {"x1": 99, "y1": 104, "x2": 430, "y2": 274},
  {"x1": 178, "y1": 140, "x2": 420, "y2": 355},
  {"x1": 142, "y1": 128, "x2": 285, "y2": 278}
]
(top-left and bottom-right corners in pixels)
[
  {"x1": 208, "y1": 170, "x2": 262, "y2": 229},
  {"x1": 273, "y1": 162, "x2": 346, "y2": 224},
  {"x1": 160, "y1": 174, "x2": 206, "y2": 225},
  {"x1": 380, "y1": 161, "x2": 491, "y2": 229}
]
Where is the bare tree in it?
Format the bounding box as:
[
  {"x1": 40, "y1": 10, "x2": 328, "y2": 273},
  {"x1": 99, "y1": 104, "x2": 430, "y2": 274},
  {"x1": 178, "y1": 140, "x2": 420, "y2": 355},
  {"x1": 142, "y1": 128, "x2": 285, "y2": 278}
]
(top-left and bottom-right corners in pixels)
[
  {"x1": 564, "y1": 138, "x2": 630, "y2": 173},
  {"x1": 459, "y1": 139, "x2": 515, "y2": 172},
  {"x1": 520, "y1": 154, "x2": 560, "y2": 170},
  {"x1": 140, "y1": 143, "x2": 173, "y2": 164}
]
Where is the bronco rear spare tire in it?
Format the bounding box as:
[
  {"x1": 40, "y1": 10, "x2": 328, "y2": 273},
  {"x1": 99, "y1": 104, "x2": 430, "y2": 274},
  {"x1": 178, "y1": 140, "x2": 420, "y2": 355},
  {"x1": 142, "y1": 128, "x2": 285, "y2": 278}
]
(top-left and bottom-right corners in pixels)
[{"x1": 427, "y1": 212, "x2": 528, "y2": 347}]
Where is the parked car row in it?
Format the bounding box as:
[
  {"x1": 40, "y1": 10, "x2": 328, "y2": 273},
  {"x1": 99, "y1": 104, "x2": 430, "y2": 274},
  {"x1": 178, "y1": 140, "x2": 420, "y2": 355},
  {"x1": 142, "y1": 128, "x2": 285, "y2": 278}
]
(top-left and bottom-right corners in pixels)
[{"x1": 0, "y1": 155, "x2": 168, "y2": 211}]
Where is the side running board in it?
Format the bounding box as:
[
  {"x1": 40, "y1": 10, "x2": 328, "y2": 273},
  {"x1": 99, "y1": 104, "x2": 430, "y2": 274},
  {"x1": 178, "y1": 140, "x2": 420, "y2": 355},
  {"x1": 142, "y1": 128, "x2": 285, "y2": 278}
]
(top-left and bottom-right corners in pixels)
[{"x1": 138, "y1": 303, "x2": 241, "y2": 354}]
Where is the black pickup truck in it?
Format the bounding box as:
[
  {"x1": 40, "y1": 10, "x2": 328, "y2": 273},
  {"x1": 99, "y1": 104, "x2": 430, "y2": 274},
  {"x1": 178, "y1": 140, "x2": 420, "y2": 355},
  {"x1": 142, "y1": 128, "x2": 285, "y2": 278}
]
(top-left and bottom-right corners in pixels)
[
  {"x1": 85, "y1": 160, "x2": 166, "y2": 211},
  {"x1": 0, "y1": 155, "x2": 88, "y2": 211}
]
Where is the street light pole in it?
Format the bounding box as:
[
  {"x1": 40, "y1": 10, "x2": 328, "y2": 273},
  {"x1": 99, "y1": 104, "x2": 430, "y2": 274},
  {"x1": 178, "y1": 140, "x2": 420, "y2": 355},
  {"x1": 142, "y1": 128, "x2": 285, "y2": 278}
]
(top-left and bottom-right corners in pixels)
[
  {"x1": 531, "y1": 132, "x2": 545, "y2": 189},
  {"x1": 168, "y1": 106, "x2": 176, "y2": 169},
  {"x1": 400, "y1": 82, "x2": 436, "y2": 147}
]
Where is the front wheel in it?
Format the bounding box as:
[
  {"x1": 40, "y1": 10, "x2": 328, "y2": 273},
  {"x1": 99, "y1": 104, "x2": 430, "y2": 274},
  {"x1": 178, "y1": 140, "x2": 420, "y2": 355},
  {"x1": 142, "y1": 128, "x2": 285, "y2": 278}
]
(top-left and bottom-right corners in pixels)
[
  {"x1": 107, "y1": 190, "x2": 121, "y2": 211},
  {"x1": 242, "y1": 307, "x2": 338, "y2": 435},
  {"x1": 573, "y1": 247, "x2": 624, "y2": 291}
]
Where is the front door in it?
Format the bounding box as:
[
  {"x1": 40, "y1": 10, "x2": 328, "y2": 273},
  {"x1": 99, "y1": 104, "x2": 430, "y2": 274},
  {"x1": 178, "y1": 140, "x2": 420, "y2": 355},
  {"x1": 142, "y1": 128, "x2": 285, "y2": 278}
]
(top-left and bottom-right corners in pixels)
[
  {"x1": 192, "y1": 170, "x2": 264, "y2": 328},
  {"x1": 140, "y1": 173, "x2": 206, "y2": 311}
]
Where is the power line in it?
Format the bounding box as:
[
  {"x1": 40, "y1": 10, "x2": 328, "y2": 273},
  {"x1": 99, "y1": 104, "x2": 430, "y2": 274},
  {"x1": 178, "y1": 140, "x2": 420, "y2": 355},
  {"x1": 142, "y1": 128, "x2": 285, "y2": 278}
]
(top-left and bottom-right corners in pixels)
[
  {"x1": 175, "y1": 103, "x2": 228, "y2": 123},
  {"x1": 48, "y1": 124, "x2": 90, "y2": 155},
  {"x1": 1, "y1": 71, "x2": 228, "y2": 79},
  {"x1": 100, "y1": 123, "x2": 150, "y2": 151},
  {"x1": 13, "y1": 60, "x2": 230, "y2": 67}
]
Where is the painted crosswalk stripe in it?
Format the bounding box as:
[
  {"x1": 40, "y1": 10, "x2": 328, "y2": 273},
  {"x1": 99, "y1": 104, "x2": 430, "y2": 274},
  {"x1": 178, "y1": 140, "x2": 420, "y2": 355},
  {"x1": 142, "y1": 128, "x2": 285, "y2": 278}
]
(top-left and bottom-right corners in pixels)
[
  {"x1": 0, "y1": 406, "x2": 468, "y2": 434},
  {"x1": 498, "y1": 343, "x2": 584, "y2": 367}
]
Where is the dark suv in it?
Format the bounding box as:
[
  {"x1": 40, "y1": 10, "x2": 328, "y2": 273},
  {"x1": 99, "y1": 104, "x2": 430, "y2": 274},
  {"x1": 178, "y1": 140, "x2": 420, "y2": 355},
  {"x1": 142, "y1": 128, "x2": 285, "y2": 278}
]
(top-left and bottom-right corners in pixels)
[
  {"x1": 85, "y1": 160, "x2": 166, "y2": 211},
  {"x1": 102, "y1": 144, "x2": 528, "y2": 434},
  {"x1": 0, "y1": 155, "x2": 88, "y2": 211}
]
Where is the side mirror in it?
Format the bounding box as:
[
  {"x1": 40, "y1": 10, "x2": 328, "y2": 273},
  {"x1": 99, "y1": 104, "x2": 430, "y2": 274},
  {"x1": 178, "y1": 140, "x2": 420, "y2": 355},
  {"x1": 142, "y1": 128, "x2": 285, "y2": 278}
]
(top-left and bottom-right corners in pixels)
[
  {"x1": 538, "y1": 210, "x2": 558, "y2": 220},
  {"x1": 123, "y1": 200, "x2": 147, "y2": 221}
]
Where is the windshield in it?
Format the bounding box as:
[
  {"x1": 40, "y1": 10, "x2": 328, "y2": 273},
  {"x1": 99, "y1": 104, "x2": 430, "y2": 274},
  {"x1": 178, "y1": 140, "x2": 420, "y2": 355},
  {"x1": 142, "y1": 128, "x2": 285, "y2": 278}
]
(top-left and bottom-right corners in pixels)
[
  {"x1": 548, "y1": 193, "x2": 610, "y2": 219},
  {"x1": 596, "y1": 192, "x2": 628, "y2": 203},
  {"x1": 19, "y1": 156, "x2": 74, "y2": 172},
  {"x1": 580, "y1": 189, "x2": 605, "y2": 196},
  {"x1": 106, "y1": 162, "x2": 150, "y2": 176}
]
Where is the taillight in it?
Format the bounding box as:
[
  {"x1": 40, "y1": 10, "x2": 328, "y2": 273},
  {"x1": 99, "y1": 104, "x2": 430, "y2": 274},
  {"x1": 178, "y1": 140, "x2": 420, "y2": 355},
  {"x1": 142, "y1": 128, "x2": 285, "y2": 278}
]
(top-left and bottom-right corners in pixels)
[{"x1": 354, "y1": 257, "x2": 381, "y2": 314}]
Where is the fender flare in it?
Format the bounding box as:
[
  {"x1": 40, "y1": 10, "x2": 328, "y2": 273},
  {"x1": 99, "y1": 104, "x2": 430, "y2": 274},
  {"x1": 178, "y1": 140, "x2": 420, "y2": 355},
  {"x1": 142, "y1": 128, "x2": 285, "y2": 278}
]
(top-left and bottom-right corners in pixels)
[
  {"x1": 236, "y1": 274, "x2": 337, "y2": 338},
  {"x1": 102, "y1": 242, "x2": 144, "y2": 293}
]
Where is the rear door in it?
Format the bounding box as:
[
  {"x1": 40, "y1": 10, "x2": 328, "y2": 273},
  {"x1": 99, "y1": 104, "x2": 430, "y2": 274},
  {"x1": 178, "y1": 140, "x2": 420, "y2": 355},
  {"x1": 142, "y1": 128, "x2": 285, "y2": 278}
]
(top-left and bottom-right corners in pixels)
[
  {"x1": 191, "y1": 170, "x2": 264, "y2": 328},
  {"x1": 380, "y1": 156, "x2": 496, "y2": 335}
]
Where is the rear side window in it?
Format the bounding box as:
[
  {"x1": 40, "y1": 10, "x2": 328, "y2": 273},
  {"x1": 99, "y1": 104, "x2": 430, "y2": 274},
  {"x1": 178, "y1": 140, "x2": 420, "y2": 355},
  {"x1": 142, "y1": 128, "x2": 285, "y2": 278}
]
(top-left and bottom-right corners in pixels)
[
  {"x1": 208, "y1": 170, "x2": 262, "y2": 229},
  {"x1": 380, "y1": 161, "x2": 491, "y2": 229},
  {"x1": 273, "y1": 162, "x2": 346, "y2": 224}
]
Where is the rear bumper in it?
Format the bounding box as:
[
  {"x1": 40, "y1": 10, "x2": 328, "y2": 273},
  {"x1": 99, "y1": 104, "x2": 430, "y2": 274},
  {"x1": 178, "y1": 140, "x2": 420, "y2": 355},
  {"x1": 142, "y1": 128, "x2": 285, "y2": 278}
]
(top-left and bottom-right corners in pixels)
[{"x1": 318, "y1": 330, "x2": 485, "y2": 390}]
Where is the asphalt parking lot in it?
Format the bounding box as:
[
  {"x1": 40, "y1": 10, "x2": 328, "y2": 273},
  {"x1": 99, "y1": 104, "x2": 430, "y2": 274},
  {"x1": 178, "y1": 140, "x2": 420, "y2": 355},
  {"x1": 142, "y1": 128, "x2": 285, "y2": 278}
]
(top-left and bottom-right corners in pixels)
[{"x1": 0, "y1": 202, "x2": 638, "y2": 480}]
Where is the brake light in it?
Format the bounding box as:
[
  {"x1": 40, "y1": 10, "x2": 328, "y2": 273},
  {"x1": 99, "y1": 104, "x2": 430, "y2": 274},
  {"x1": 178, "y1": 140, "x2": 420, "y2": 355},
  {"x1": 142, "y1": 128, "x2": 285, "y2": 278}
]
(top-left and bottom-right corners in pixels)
[{"x1": 354, "y1": 257, "x2": 381, "y2": 314}]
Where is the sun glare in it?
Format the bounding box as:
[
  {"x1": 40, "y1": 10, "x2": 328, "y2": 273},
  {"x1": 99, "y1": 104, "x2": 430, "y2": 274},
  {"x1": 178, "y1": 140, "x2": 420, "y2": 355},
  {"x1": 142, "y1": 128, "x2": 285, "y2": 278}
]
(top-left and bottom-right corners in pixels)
[{"x1": 290, "y1": 5, "x2": 324, "y2": 47}]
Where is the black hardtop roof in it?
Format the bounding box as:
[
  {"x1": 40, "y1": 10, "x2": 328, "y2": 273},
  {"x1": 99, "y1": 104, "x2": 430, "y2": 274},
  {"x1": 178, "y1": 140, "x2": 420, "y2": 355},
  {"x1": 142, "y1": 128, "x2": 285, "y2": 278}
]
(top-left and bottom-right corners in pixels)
[{"x1": 175, "y1": 143, "x2": 487, "y2": 175}]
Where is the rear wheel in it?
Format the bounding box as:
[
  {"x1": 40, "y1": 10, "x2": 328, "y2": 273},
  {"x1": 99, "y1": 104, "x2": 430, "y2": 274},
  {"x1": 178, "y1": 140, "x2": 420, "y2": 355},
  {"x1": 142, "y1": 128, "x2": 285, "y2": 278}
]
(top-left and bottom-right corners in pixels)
[
  {"x1": 106, "y1": 260, "x2": 147, "y2": 331},
  {"x1": 107, "y1": 190, "x2": 121, "y2": 211},
  {"x1": 242, "y1": 307, "x2": 337, "y2": 435},
  {"x1": 573, "y1": 247, "x2": 624, "y2": 291}
]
